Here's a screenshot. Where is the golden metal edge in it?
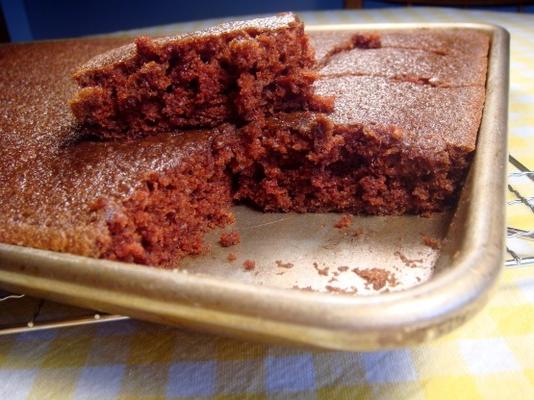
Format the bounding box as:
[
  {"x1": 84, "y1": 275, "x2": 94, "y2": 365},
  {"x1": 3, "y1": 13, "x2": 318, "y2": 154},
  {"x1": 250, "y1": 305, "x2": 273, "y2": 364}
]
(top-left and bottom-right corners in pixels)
[
  {"x1": 0, "y1": 23, "x2": 509, "y2": 350},
  {"x1": 0, "y1": 315, "x2": 129, "y2": 336}
]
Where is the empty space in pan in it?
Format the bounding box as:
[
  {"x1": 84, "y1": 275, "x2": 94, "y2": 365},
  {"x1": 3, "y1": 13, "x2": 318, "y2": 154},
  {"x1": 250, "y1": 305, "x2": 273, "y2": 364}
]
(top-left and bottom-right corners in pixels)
[{"x1": 179, "y1": 207, "x2": 452, "y2": 295}]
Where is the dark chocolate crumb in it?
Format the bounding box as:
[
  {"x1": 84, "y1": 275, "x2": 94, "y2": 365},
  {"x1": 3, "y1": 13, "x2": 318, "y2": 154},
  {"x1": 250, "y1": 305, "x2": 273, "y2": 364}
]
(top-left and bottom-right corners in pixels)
[
  {"x1": 326, "y1": 285, "x2": 358, "y2": 294},
  {"x1": 334, "y1": 214, "x2": 352, "y2": 229},
  {"x1": 350, "y1": 228, "x2": 364, "y2": 238},
  {"x1": 243, "y1": 259, "x2": 255, "y2": 271},
  {"x1": 313, "y1": 262, "x2": 329, "y2": 276},
  {"x1": 337, "y1": 266, "x2": 349, "y2": 272},
  {"x1": 352, "y1": 268, "x2": 398, "y2": 290},
  {"x1": 422, "y1": 235, "x2": 442, "y2": 250},
  {"x1": 394, "y1": 251, "x2": 423, "y2": 267},
  {"x1": 322, "y1": 240, "x2": 338, "y2": 250},
  {"x1": 326, "y1": 285, "x2": 344, "y2": 293},
  {"x1": 276, "y1": 260, "x2": 294, "y2": 269},
  {"x1": 219, "y1": 231, "x2": 240, "y2": 247},
  {"x1": 293, "y1": 285, "x2": 314, "y2": 292}
]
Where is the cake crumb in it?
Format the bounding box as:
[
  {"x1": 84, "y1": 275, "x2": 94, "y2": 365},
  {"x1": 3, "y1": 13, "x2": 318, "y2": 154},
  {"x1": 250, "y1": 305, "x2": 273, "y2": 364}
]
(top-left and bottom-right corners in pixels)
[
  {"x1": 394, "y1": 251, "x2": 423, "y2": 267},
  {"x1": 337, "y1": 266, "x2": 349, "y2": 272},
  {"x1": 276, "y1": 260, "x2": 294, "y2": 269},
  {"x1": 328, "y1": 277, "x2": 338, "y2": 283},
  {"x1": 326, "y1": 285, "x2": 344, "y2": 293},
  {"x1": 352, "y1": 268, "x2": 398, "y2": 290},
  {"x1": 227, "y1": 253, "x2": 237, "y2": 262},
  {"x1": 243, "y1": 259, "x2": 255, "y2": 271},
  {"x1": 219, "y1": 231, "x2": 240, "y2": 247},
  {"x1": 313, "y1": 262, "x2": 329, "y2": 276},
  {"x1": 326, "y1": 285, "x2": 358, "y2": 294},
  {"x1": 322, "y1": 240, "x2": 338, "y2": 250},
  {"x1": 334, "y1": 214, "x2": 352, "y2": 229},
  {"x1": 293, "y1": 285, "x2": 314, "y2": 292},
  {"x1": 422, "y1": 235, "x2": 441, "y2": 250},
  {"x1": 350, "y1": 228, "x2": 364, "y2": 238}
]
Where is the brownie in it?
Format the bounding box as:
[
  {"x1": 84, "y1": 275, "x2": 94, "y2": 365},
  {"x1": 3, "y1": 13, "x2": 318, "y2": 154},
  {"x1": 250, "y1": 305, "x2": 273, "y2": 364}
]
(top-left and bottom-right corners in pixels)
[
  {"x1": 70, "y1": 13, "x2": 331, "y2": 140},
  {"x1": 0, "y1": 39, "x2": 236, "y2": 265}
]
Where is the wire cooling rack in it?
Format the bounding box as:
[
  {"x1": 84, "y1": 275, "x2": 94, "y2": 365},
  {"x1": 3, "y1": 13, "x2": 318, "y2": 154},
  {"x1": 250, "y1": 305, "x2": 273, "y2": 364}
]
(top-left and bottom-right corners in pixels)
[
  {"x1": 505, "y1": 155, "x2": 534, "y2": 267},
  {"x1": 1, "y1": 155, "x2": 533, "y2": 335}
]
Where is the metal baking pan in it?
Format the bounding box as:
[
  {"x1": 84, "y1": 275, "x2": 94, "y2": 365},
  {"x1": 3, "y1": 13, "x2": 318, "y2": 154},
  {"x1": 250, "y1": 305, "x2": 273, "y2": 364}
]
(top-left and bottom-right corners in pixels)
[{"x1": 0, "y1": 23, "x2": 509, "y2": 350}]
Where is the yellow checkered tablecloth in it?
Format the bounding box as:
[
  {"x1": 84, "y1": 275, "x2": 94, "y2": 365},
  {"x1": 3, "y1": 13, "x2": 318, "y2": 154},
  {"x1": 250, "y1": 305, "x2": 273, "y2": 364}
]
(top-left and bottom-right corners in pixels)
[{"x1": 1, "y1": 7, "x2": 534, "y2": 400}]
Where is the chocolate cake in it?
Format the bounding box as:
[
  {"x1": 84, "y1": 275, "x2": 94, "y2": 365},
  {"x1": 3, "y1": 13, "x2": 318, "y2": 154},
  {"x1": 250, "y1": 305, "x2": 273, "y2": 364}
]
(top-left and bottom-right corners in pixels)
[
  {"x1": 309, "y1": 28, "x2": 489, "y2": 64},
  {"x1": 309, "y1": 31, "x2": 380, "y2": 64},
  {"x1": 0, "y1": 21, "x2": 489, "y2": 266},
  {"x1": 231, "y1": 76, "x2": 484, "y2": 214},
  {"x1": 70, "y1": 13, "x2": 331, "y2": 140},
  {"x1": 320, "y1": 46, "x2": 488, "y2": 87},
  {"x1": 0, "y1": 39, "x2": 235, "y2": 265},
  {"x1": 230, "y1": 29, "x2": 488, "y2": 214}
]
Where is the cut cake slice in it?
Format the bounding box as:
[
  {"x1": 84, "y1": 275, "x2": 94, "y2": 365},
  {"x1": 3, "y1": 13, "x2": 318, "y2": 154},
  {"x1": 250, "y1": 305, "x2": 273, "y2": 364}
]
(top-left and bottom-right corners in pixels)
[{"x1": 70, "y1": 13, "x2": 331, "y2": 139}]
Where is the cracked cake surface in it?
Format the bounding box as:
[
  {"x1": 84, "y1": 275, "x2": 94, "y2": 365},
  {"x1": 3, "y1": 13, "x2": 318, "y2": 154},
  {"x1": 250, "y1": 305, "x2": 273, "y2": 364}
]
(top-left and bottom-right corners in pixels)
[
  {"x1": 314, "y1": 75, "x2": 484, "y2": 151},
  {"x1": 319, "y1": 47, "x2": 488, "y2": 87},
  {"x1": 309, "y1": 28, "x2": 489, "y2": 64}
]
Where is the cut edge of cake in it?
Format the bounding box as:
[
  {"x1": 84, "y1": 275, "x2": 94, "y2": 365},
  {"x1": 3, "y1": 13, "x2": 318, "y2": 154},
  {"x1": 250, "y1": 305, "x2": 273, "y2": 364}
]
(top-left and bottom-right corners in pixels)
[{"x1": 70, "y1": 12, "x2": 333, "y2": 140}]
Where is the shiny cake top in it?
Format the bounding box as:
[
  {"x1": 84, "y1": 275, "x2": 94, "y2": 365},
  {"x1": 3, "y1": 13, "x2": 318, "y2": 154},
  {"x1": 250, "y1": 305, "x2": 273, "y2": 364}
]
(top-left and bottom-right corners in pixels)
[{"x1": 75, "y1": 13, "x2": 301, "y2": 77}]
